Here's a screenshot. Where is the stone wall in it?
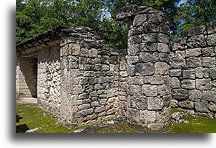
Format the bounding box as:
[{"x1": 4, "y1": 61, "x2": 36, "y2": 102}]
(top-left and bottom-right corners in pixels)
[
  {"x1": 37, "y1": 45, "x2": 61, "y2": 115},
  {"x1": 117, "y1": 5, "x2": 171, "y2": 132},
  {"x1": 16, "y1": 56, "x2": 37, "y2": 98},
  {"x1": 169, "y1": 22, "x2": 216, "y2": 117},
  {"x1": 59, "y1": 27, "x2": 127, "y2": 126}
]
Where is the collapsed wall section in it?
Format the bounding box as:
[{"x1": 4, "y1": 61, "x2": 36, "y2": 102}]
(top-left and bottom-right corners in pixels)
[
  {"x1": 117, "y1": 5, "x2": 171, "y2": 132},
  {"x1": 170, "y1": 22, "x2": 216, "y2": 117}
]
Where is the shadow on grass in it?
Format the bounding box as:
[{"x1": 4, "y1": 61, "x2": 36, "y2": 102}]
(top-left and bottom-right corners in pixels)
[{"x1": 16, "y1": 114, "x2": 29, "y2": 133}]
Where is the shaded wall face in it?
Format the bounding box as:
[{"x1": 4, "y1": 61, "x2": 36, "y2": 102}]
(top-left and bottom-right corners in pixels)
[
  {"x1": 59, "y1": 30, "x2": 126, "y2": 126},
  {"x1": 37, "y1": 46, "x2": 61, "y2": 115},
  {"x1": 16, "y1": 57, "x2": 37, "y2": 98},
  {"x1": 170, "y1": 23, "x2": 216, "y2": 117}
]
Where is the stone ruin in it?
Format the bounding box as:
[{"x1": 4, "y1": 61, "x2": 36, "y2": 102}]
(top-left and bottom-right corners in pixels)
[{"x1": 16, "y1": 5, "x2": 216, "y2": 132}]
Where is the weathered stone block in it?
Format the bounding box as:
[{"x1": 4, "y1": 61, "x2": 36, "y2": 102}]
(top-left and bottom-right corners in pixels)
[
  {"x1": 202, "y1": 91, "x2": 215, "y2": 102},
  {"x1": 140, "y1": 43, "x2": 157, "y2": 51},
  {"x1": 127, "y1": 56, "x2": 139, "y2": 64},
  {"x1": 135, "y1": 63, "x2": 155, "y2": 76},
  {"x1": 185, "y1": 48, "x2": 201, "y2": 57},
  {"x1": 144, "y1": 75, "x2": 168, "y2": 85},
  {"x1": 181, "y1": 79, "x2": 195, "y2": 89},
  {"x1": 142, "y1": 85, "x2": 157, "y2": 97},
  {"x1": 188, "y1": 90, "x2": 202, "y2": 100},
  {"x1": 170, "y1": 69, "x2": 182, "y2": 77},
  {"x1": 147, "y1": 97, "x2": 163, "y2": 110},
  {"x1": 155, "y1": 62, "x2": 169, "y2": 75},
  {"x1": 142, "y1": 33, "x2": 158, "y2": 43},
  {"x1": 140, "y1": 110, "x2": 156, "y2": 123},
  {"x1": 186, "y1": 57, "x2": 201, "y2": 68},
  {"x1": 170, "y1": 77, "x2": 180, "y2": 88},
  {"x1": 172, "y1": 89, "x2": 189, "y2": 100},
  {"x1": 89, "y1": 48, "x2": 98, "y2": 57},
  {"x1": 207, "y1": 34, "x2": 216, "y2": 46},
  {"x1": 128, "y1": 85, "x2": 142, "y2": 96},
  {"x1": 133, "y1": 14, "x2": 147, "y2": 26},
  {"x1": 128, "y1": 44, "x2": 140, "y2": 55},
  {"x1": 195, "y1": 67, "x2": 204, "y2": 78},
  {"x1": 196, "y1": 79, "x2": 211, "y2": 90},
  {"x1": 178, "y1": 100, "x2": 194, "y2": 109},
  {"x1": 80, "y1": 108, "x2": 94, "y2": 116},
  {"x1": 139, "y1": 52, "x2": 158, "y2": 62},
  {"x1": 127, "y1": 108, "x2": 139, "y2": 122},
  {"x1": 194, "y1": 102, "x2": 209, "y2": 113},
  {"x1": 201, "y1": 47, "x2": 215, "y2": 57},
  {"x1": 183, "y1": 69, "x2": 195, "y2": 79},
  {"x1": 157, "y1": 84, "x2": 170, "y2": 96},
  {"x1": 202, "y1": 57, "x2": 215, "y2": 68},
  {"x1": 95, "y1": 106, "x2": 105, "y2": 113},
  {"x1": 157, "y1": 33, "x2": 169, "y2": 43},
  {"x1": 209, "y1": 68, "x2": 216, "y2": 80},
  {"x1": 78, "y1": 104, "x2": 91, "y2": 110},
  {"x1": 158, "y1": 43, "x2": 169, "y2": 52}
]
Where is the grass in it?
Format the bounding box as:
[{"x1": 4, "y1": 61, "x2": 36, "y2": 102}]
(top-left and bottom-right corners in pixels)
[{"x1": 16, "y1": 104, "x2": 216, "y2": 133}]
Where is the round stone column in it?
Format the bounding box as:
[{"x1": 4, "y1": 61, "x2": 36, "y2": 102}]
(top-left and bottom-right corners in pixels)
[{"x1": 117, "y1": 5, "x2": 171, "y2": 132}]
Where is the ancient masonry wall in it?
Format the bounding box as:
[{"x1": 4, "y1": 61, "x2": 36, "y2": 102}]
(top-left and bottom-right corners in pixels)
[
  {"x1": 169, "y1": 22, "x2": 216, "y2": 117},
  {"x1": 16, "y1": 57, "x2": 37, "y2": 98},
  {"x1": 59, "y1": 27, "x2": 127, "y2": 126},
  {"x1": 37, "y1": 45, "x2": 61, "y2": 115},
  {"x1": 117, "y1": 5, "x2": 171, "y2": 132}
]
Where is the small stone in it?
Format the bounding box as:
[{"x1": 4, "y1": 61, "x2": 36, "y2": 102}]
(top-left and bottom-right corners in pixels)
[
  {"x1": 209, "y1": 68, "x2": 216, "y2": 80},
  {"x1": 195, "y1": 67, "x2": 204, "y2": 78},
  {"x1": 89, "y1": 48, "x2": 98, "y2": 57},
  {"x1": 207, "y1": 34, "x2": 216, "y2": 46},
  {"x1": 170, "y1": 99, "x2": 178, "y2": 108},
  {"x1": 95, "y1": 106, "x2": 105, "y2": 113},
  {"x1": 78, "y1": 104, "x2": 91, "y2": 110},
  {"x1": 194, "y1": 102, "x2": 209, "y2": 113}
]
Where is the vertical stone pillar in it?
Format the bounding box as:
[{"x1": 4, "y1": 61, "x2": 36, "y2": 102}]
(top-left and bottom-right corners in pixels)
[{"x1": 117, "y1": 5, "x2": 171, "y2": 132}]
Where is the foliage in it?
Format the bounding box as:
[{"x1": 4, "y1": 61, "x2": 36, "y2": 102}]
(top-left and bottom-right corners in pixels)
[{"x1": 175, "y1": 0, "x2": 216, "y2": 37}]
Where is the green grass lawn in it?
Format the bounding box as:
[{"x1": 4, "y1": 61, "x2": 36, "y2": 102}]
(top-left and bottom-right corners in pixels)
[{"x1": 16, "y1": 104, "x2": 216, "y2": 133}]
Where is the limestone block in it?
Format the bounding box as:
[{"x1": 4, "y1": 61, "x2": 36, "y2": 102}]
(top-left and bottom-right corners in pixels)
[
  {"x1": 183, "y1": 69, "x2": 195, "y2": 79},
  {"x1": 127, "y1": 56, "x2": 139, "y2": 64},
  {"x1": 178, "y1": 100, "x2": 194, "y2": 109},
  {"x1": 158, "y1": 53, "x2": 169, "y2": 62},
  {"x1": 71, "y1": 44, "x2": 80, "y2": 56},
  {"x1": 144, "y1": 75, "x2": 167, "y2": 85},
  {"x1": 201, "y1": 47, "x2": 215, "y2": 57},
  {"x1": 181, "y1": 79, "x2": 195, "y2": 89},
  {"x1": 126, "y1": 108, "x2": 140, "y2": 122},
  {"x1": 133, "y1": 14, "x2": 147, "y2": 26},
  {"x1": 202, "y1": 91, "x2": 215, "y2": 102},
  {"x1": 194, "y1": 102, "x2": 209, "y2": 113},
  {"x1": 130, "y1": 35, "x2": 142, "y2": 44},
  {"x1": 142, "y1": 33, "x2": 158, "y2": 43},
  {"x1": 185, "y1": 48, "x2": 201, "y2": 57},
  {"x1": 172, "y1": 89, "x2": 189, "y2": 100},
  {"x1": 195, "y1": 67, "x2": 204, "y2": 78},
  {"x1": 202, "y1": 57, "x2": 215, "y2": 68},
  {"x1": 196, "y1": 79, "x2": 211, "y2": 90},
  {"x1": 128, "y1": 85, "x2": 142, "y2": 96},
  {"x1": 128, "y1": 77, "x2": 143, "y2": 85},
  {"x1": 157, "y1": 33, "x2": 169, "y2": 43},
  {"x1": 139, "y1": 52, "x2": 158, "y2": 62},
  {"x1": 95, "y1": 106, "x2": 105, "y2": 113},
  {"x1": 208, "y1": 104, "x2": 216, "y2": 112},
  {"x1": 169, "y1": 69, "x2": 182, "y2": 77},
  {"x1": 157, "y1": 84, "x2": 170, "y2": 96},
  {"x1": 80, "y1": 108, "x2": 94, "y2": 116},
  {"x1": 135, "y1": 63, "x2": 155, "y2": 76},
  {"x1": 140, "y1": 110, "x2": 156, "y2": 123},
  {"x1": 147, "y1": 97, "x2": 163, "y2": 110},
  {"x1": 142, "y1": 85, "x2": 157, "y2": 97},
  {"x1": 89, "y1": 48, "x2": 98, "y2": 57},
  {"x1": 78, "y1": 104, "x2": 91, "y2": 110},
  {"x1": 186, "y1": 57, "x2": 201, "y2": 68},
  {"x1": 140, "y1": 43, "x2": 157, "y2": 51},
  {"x1": 188, "y1": 90, "x2": 202, "y2": 100},
  {"x1": 155, "y1": 62, "x2": 169, "y2": 75},
  {"x1": 209, "y1": 68, "x2": 216, "y2": 80},
  {"x1": 207, "y1": 34, "x2": 216, "y2": 46},
  {"x1": 158, "y1": 43, "x2": 169, "y2": 52},
  {"x1": 170, "y1": 77, "x2": 180, "y2": 88}
]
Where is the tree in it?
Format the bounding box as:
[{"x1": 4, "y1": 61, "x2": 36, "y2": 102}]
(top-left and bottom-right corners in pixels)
[{"x1": 175, "y1": 0, "x2": 216, "y2": 37}]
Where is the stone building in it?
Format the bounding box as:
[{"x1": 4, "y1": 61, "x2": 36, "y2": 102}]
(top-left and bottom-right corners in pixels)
[{"x1": 16, "y1": 5, "x2": 216, "y2": 132}]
